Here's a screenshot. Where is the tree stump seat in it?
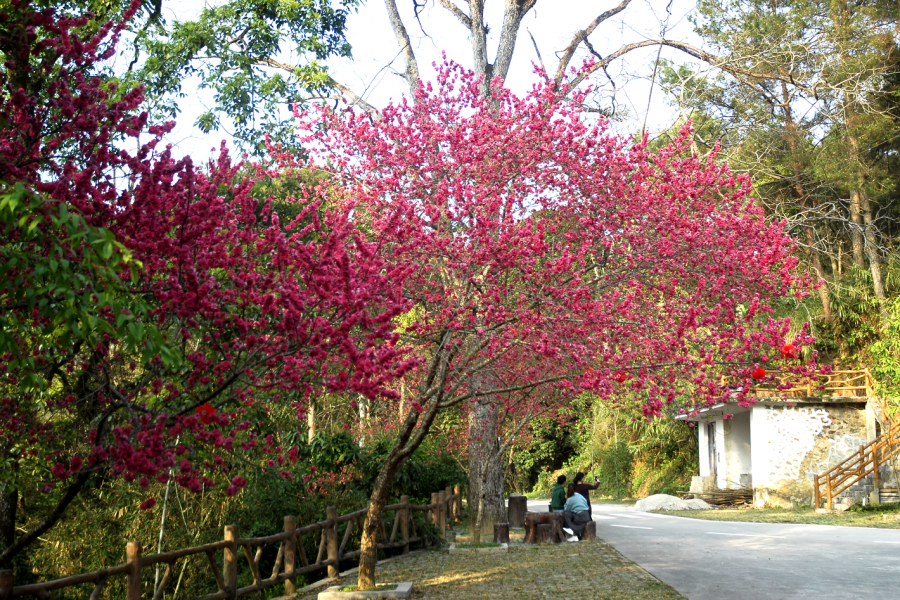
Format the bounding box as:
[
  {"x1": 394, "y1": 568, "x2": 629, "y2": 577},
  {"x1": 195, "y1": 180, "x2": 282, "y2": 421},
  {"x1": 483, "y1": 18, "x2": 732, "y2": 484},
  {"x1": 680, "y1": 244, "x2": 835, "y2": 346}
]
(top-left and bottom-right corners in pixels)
[
  {"x1": 507, "y1": 494, "x2": 527, "y2": 527},
  {"x1": 493, "y1": 522, "x2": 510, "y2": 543},
  {"x1": 582, "y1": 520, "x2": 596, "y2": 541},
  {"x1": 523, "y1": 511, "x2": 565, "y2": 544}
]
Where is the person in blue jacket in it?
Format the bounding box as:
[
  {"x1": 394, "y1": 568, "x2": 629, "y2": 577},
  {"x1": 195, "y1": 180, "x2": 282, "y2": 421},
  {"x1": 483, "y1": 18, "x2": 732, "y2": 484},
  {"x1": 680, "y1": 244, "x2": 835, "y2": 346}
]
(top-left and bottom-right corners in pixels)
[{"x1": 562, "y1": 484, "x2": 591, "y2": 540}]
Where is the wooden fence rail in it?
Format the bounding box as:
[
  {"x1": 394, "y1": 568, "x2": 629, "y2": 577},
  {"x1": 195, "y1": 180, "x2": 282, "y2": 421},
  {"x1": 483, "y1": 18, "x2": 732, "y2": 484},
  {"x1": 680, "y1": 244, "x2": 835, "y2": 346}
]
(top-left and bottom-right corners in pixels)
[{"x1": 0, "y1": 485, "x2": 463, "y2": 600}]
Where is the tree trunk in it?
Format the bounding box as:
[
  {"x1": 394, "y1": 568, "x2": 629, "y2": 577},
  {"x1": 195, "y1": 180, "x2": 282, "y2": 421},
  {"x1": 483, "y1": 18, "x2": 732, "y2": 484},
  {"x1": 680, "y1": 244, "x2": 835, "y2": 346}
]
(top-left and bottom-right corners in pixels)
[
  {"x1": 357, "y1": 462, "x2": 397, "y2": 591},
  {"x1": 849, "y1": 190, "x2": 866, "y2": 268},
  {"x1": 468, "y1": 397, "x2": 505, "y2": 543},
  {"x1": 0, "y1": 486, "x2": 17, "y2": 552},
  {"x1": 805, "y1": 227, "x2": 832, "y2": 321},
  {"x1": 859, "y1": 190, "x2": 886, "y2": 299},
  {"x1": 358, "y1": 395, "x2": 369, "y2": 448},
  {"x1": 307, "y1": 402, "x2": 315, "y2": 444}
]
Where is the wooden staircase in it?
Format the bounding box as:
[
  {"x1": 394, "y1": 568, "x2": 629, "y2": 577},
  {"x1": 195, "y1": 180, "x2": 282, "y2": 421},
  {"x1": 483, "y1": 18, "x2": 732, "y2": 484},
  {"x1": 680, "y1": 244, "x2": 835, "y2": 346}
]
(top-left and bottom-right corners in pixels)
[{"x1": 813, "y1": 369, "x2": 900, "y2": 510}]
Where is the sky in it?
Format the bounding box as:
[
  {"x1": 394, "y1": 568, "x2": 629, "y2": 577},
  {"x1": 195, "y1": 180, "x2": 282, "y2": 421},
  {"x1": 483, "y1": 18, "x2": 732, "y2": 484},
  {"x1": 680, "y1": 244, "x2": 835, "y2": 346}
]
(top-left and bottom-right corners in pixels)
[{"x1": 153, "y1": 0, "x2": 706, "y2": 158}]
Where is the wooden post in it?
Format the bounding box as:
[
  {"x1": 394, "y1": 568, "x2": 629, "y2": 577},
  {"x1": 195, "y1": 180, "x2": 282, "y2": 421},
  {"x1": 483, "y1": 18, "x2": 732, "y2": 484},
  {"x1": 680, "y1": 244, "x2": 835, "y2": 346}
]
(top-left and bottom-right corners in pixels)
[
  {"x1": 223, "y1": 525, "x2": 237, "y2": 600},
  {"x1": 814, "y1": 474, "x2": 821, "y2": 509},
  {"x1": 126, "y1": 541, "x2": 142, "y2": 600},
  {"x1": 437, "y1": 490, "x2": 446, "y2": 538},
  {"x1": 445, "y1": 487, "x2": 453, "y2": 524},
  {"x1": 826, "y1": 474, "x2": 833, "y2": 511},
  {"x1": 0, "y1": 569, "x2": 13, "y2": 600},
  {"x1": 400, "y1": 495, "x2": 410, "y2": 555},
  {"x1": 284, "y1": 516, "x2": 297, "y2": 595},
  {"x1": 454, "y1": 485, "x2": 461, "y2": 520},
  {"x1": 874, "y1": 446, "x2": 881, "y2": 503},
  {"x1": 859, "y1": 446, "x2": 865, "y2": 478},
  {"x1": 430, "y1": 492, "x2": 439, "y2": 528},
  {"x1": 326, "y1": 506, "x2": 339, "y2": 579}
]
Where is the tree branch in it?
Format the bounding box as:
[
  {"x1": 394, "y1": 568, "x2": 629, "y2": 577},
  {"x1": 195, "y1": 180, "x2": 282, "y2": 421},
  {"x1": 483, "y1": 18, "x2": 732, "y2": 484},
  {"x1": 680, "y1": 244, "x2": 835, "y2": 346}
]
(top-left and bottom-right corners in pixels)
[
  {"x1": 438, "y1": 0, "x2": 471, "y2": 29},
  {"x1": 493, "y1": 0, "x2": 538, "y2": 83},
  {"x1": 554, "y1": 0, "x2": 632, "y2": 85},
  {"x1": 383, "y1": 0, "x2": 421, "y2": 96},
  {"x1": 328, "y1": 79, "x2": 379, "y2": 114},
  {"x1": 567, "y1": 39, "x2": 819, "y2": 95}
]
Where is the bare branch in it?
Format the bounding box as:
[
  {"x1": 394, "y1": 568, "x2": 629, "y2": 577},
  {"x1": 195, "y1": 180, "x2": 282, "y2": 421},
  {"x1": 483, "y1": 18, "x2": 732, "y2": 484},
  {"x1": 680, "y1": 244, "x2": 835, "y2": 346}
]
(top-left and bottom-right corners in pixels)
[
  {"x1": 383, "y1": 0, "x2": 421, "y2": 96},
  {"x1": 526, "y1": 27, "x2": 547, "y2": 76},
  {"x1": 554, "y1": 0, "x2": 632, "y2": 85},
  {"x1": 438, "y1": 0, "x2": 471, "y2": 29},
  {"x1": 567, "y1": 39, "x2": 820, "y2": 96},
  {"x1": 329, "y1": 79, "x2": 379, "y2": 114},
  {"x1": 493, "y1": 0, "x2": 538, "y2": 83}
]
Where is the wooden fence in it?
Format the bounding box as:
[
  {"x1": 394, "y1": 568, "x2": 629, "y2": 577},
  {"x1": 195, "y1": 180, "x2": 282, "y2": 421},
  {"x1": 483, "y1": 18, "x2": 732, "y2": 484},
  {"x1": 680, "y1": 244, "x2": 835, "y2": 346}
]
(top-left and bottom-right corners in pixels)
[{"x1": 0, "y1": 486, "x2": 462, "y2": 600}]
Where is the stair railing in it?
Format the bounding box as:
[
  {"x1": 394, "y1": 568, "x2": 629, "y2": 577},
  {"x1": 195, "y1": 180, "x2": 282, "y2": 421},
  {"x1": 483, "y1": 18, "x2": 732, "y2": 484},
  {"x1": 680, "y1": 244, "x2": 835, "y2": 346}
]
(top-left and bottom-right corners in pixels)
[{"x1": 814, "y1": 419, "x2": 900, "y2": 510}]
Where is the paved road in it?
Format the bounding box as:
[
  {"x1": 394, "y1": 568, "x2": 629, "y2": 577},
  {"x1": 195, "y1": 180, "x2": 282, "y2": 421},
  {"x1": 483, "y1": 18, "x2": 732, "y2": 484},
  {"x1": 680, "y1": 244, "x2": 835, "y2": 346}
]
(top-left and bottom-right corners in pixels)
[{"x1": 524, "y1": 499, "x2": 900, "y2": 599}]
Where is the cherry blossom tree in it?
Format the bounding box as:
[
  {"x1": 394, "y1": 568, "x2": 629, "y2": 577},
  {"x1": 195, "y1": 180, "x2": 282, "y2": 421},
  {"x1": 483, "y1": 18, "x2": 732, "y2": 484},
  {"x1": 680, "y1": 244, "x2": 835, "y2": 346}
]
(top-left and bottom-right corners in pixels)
[
  {"x1": 296, "y1": 59, "x2": 815, "y2": 588},
  {"x1": 0, "y1": 0, "x2": 411, "y2": 566}
]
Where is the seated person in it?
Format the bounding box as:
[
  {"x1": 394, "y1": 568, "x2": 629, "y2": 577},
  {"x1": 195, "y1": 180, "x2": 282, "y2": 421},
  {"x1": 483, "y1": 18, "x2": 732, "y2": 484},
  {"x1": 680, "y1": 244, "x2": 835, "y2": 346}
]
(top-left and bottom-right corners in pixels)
[
  {"x1": 562, "y1": 484, "x2": 591, "y2": 541},
  {"x1": 550, "y1": 475, "x2": 567, "y2": 512}
]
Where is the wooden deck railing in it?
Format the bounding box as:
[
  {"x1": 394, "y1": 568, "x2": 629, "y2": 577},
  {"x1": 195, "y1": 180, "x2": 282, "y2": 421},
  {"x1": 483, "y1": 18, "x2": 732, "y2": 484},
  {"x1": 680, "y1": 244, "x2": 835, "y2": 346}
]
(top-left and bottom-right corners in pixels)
[
  {"x1": 0, "y1": 486, "x2": 462, "y2": 600},
  {"x1": 749, "y1": 368, "x2": 875, "y2": 399}
]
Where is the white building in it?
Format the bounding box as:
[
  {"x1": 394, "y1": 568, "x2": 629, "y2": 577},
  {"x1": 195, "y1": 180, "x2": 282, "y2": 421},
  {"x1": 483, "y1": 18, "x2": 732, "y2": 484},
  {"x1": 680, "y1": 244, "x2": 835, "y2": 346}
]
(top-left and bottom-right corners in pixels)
[{"x1": 677, "y1": 372, "x2": 886, "y2": 508}]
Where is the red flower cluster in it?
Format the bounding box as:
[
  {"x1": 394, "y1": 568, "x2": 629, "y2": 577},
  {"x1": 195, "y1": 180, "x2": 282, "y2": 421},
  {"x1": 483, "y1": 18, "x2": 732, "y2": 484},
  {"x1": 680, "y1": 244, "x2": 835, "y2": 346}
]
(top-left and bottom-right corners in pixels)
[
  {"x1": 195, "y1": 403, "x2": 217, "y2": 425},
  {"x1": 612, "y1": 371, "x2": 631, "y2": 383}
]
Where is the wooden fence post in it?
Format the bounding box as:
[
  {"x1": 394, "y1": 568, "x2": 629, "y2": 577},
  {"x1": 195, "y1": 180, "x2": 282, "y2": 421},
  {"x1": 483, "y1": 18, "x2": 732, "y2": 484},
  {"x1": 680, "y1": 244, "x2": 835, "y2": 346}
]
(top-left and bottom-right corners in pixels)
[
  {"x1": 454, "y1": 485, "x2": 461, "y2": 520},
  {"x1": 0, "y1": 569, "x2": 13, "y2": 600},
  {"x1": 437, "y1": 490, "x2": 446, "y2": 538},
  {"x1": 430, "y1": 492, "x2": 439, "y2": 529},
  {"x1": 126, "y1": 541, "x2": 142, "y2": 600},
  {"x1": 223, "y1": 525, "x2": 237, "y2": 600},
  {"x1": 326, "y1": 506, "x2": 339, "y2": 579},
  {"x1": 400, "y1": 495, "x2": 410, "y2": 555},
  {"x1": 283, "y1": 516, "x2": 296, "y2": 594},
  {"x1": 445, "y1": 487, "x2": 453, "y2": 524}
]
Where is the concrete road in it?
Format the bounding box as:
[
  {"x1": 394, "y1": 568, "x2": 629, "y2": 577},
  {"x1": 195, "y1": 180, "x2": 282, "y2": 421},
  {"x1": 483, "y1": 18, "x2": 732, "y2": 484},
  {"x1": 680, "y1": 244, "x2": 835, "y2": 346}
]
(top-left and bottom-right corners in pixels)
[{"x1": 524, "y1": 499, "x2": 900, "y2": 599}]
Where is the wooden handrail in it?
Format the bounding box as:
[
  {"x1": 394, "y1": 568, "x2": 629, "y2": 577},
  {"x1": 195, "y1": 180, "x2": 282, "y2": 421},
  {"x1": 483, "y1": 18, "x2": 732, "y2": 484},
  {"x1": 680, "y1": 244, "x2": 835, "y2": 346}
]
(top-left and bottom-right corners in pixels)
[
  {"x1": 0, "y1": 486, "x2": 464, "y2": 599},
  {"x1": 815, "y1": 418, "x2": 900, "y2": 510}
]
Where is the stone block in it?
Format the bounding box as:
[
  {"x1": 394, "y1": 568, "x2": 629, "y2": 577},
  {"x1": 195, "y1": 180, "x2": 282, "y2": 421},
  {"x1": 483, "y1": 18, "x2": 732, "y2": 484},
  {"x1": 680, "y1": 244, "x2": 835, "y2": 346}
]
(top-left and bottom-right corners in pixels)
[
  {"x1": 319, "y1": 582, "x2": 413, "y2": 600},
  {"x1": 448, "y1": 543, "x2": 508, "y2": 555},
  {"x1": 690, "y1": 475, "x2": 716, "y2": 493}
]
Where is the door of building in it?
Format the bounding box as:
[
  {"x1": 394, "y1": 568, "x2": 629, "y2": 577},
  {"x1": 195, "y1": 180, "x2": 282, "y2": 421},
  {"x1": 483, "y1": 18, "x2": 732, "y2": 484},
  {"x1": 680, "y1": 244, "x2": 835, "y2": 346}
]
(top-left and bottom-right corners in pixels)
[{"x1": 707, "y1": 422, "x2": 717, "y2": 478}]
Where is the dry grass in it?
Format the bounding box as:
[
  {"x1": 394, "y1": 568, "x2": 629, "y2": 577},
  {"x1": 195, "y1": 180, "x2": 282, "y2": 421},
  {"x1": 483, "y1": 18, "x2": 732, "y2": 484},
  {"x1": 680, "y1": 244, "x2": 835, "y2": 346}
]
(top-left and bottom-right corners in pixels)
[
  {"x1": 660, "y1": 506, "x2": 900, "y2": 529},
  {"x1": 293, "y1": 537, "x2": 682, "y2": 600}
]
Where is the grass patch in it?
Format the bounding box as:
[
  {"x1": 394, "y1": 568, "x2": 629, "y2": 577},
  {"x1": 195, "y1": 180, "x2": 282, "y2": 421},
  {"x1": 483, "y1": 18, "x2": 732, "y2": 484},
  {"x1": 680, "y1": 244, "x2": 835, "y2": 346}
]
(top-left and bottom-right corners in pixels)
[{"x1": 659, "y1": 506, "x2": 900, "y2": 529}]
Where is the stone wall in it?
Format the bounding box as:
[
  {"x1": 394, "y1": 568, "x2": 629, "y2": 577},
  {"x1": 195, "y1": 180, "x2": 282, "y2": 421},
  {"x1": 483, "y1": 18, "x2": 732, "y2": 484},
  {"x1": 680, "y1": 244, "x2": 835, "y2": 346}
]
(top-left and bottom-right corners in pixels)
[{"x1": 751, "y1": 404, "x2": 866, "y2": 508}]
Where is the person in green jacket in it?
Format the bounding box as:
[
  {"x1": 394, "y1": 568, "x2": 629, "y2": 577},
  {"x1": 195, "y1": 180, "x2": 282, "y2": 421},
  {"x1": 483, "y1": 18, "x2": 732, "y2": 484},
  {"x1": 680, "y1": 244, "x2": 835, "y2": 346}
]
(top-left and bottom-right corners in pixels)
[{"x1": 550, "y1": 475, "x2": 567, "y2": 512}]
